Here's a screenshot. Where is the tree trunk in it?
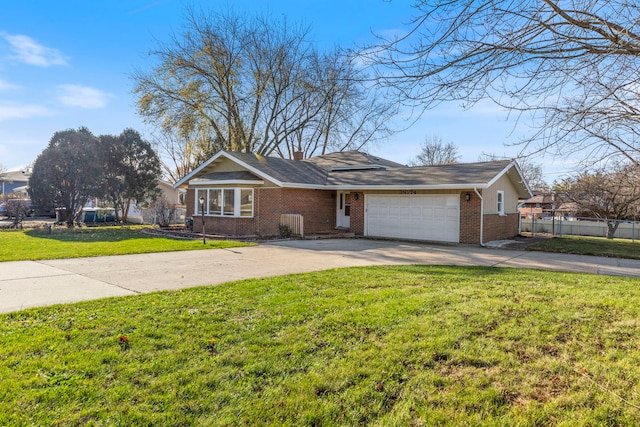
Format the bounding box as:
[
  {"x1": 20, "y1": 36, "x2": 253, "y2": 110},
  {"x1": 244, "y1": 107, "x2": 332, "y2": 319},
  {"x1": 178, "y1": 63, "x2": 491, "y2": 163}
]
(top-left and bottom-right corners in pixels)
[
  {"x1": 121, "y1": 198, "x2": 131, "y2": 223},
  {"x1": 65, "y1": 209, "x2": 75, "y2": 228},
  {"x1": 606, "y1": 221, "x2": 620, "y2": 239}
]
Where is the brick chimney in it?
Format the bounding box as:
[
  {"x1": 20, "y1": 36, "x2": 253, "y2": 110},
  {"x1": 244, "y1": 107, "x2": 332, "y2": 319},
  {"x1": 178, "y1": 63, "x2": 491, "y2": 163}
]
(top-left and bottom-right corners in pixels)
[{"x1": 293, "y1": 151, "x2": 304, "y2": 161}]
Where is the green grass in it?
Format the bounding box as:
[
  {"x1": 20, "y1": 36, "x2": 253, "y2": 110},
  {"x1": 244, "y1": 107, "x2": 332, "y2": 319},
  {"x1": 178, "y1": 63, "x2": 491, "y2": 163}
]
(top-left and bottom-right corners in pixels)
[
  {"x1": 0, "y1": 226, "x2": 251, "y2": 262},
  {"x1": 3, "y1": 265, "x2": 640, "y2": 426},
  {"x1": 529, "y1": 235, "x2": 640, "y2": 260}
]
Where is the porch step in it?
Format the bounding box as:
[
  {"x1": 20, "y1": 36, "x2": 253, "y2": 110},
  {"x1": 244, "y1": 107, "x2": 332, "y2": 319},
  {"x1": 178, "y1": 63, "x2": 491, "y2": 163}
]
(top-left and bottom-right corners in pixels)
[{"x1": 303, "y1": 230, "x2": 355, "y2": 240}]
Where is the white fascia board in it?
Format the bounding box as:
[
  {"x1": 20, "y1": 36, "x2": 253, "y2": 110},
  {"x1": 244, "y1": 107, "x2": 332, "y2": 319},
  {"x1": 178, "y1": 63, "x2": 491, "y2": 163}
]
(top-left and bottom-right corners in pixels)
[
  {"x1": 189, "y1": 179, "x2": 265, "y2": 186},
  {"x1": 175, "y1": 151, "x2": 286, "y2": 189},
  {"x1": 487, "y1": 161, "x2": 515, "y2": 187},
  {"x1": 511, "y1": 161, "x2": 534, "y2": 197},
  {"x1": 279, "y1": 182, "x2": 329, "y2": 189},
  {"x1": 185, "y1": 176, "x2": 494, "y2": 192},
  {"x1": 173, "y1": 151, "x2": 227, "y2": 189},
  {"x1": 279, "y1": 183, "x2": 490, "y2": 191},
  {"x1": 335, "y1": 184, "x2": 490, "y2": 191},
  {"x1": 487, "y1": 161, "x2": 533, "y2": 198}
]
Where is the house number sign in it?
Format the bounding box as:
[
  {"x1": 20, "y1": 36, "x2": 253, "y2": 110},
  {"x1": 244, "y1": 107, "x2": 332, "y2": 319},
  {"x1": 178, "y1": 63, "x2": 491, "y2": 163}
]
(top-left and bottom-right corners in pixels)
[{"x1": 399, "y1": 190, "x2": 417, "y2": 194}]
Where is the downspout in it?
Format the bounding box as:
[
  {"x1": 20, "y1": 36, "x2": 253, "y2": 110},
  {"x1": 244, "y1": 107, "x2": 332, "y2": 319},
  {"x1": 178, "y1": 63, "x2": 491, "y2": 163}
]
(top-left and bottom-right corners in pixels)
[{"x1": 473, "y1": 187, "x2": 485, "y2": 247}]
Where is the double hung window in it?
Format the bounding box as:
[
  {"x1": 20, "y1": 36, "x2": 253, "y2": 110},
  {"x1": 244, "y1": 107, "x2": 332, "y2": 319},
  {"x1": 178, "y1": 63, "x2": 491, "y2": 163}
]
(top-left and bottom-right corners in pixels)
[{"x1": 497, "y1": 191, "x2": 505, "y2": 215}]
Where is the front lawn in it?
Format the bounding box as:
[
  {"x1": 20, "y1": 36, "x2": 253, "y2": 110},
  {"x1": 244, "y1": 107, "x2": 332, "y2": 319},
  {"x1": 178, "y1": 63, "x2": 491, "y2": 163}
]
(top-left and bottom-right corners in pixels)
[
  {"x1": 529, "y1": 235, "x2": 640, "y2": 260},
  {"x1": 0, "y1": 226, "x2": 250, "y2": 262},
  {"x1": 3, "y1": 266, "x2": 640, "y2": 426}
]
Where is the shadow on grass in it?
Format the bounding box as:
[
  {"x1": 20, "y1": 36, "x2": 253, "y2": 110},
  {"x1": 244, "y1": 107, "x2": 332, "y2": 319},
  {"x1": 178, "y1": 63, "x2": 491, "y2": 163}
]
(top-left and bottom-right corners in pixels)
[
  {"x1": 24, "y1": 226, "x2": 153, "y2": 243},
  {"x1": 529, "y1": 235, "x2": 640, "y2": 260}
]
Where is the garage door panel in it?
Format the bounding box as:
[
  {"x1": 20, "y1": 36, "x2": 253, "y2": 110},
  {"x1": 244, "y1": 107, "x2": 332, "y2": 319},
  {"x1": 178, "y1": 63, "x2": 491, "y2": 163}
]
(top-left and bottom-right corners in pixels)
[{"x1": 365, "y1": 195, "x2": 459, "y2": 243}]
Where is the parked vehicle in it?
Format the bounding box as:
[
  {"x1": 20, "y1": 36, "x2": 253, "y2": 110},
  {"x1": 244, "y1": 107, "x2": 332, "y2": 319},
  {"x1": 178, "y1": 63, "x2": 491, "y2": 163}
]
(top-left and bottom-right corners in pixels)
[{"x1": 0, "y1": 199, "x2": 34, "y2": 218}]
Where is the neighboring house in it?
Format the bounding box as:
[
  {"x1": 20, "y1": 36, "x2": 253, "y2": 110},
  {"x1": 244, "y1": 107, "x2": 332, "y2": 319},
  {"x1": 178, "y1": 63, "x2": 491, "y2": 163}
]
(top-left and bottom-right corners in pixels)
[
  {"x1": 174, "y1": 150, "x2": 532, "y2": 245},
  {"x1": 1, "y1": 169, "x2": 30, "y2": 199},
  {"x1": 82, "y1": 180, "x2": 186, "y2": 224},
  {"x1": 519, "y1": 194, "x2": 581, "y2": 219},
  {"x1": 130, "y1": 180, "x2": 186, "y2": 224},
  {"x1": 157, "y1": 180, "x2": 186, "y2": 207},
  {"x1": 519, "y1": 194, "x2": 556, "y2": 219},
  {"x1": 92, "y1": 180, "x2": 185, "y2": 224},
  {"x1": 555, "y1": 202, "x2": 582, "y2": 218}
]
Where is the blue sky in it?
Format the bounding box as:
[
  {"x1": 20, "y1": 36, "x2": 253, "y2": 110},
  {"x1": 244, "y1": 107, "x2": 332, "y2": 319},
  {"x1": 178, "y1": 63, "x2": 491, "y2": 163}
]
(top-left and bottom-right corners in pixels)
[{"x1": 0, "y1": 0, "x2": 566, "y2": 180}]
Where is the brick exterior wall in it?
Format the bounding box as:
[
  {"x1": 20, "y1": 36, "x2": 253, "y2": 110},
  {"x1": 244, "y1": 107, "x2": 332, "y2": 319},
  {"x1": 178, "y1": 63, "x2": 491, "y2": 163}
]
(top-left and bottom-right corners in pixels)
[
  {"x1": 349, "y1": 192, "x2": 365, "y2": 235},
  {"x1": 187, "y1": 185, "x2": 519, "y2": 244},
  {"x1": 459, "y1": 191, "x2": 482, "y2": 245},
  {"x1": 256, "y1": 188, "x2": 282, "y2": 236},
  {"x1": 280, "y1": 188, "x2": 335, "y2": 233},
  {"x1": 189, "y1": 187, "x2": 335, "y2": 237},
  {"x1": 185, "y1": 188, "x2": 196, "y2": 218},
  {"x1": 483, "y1": 213, "x2": 520, "y2": 242}
]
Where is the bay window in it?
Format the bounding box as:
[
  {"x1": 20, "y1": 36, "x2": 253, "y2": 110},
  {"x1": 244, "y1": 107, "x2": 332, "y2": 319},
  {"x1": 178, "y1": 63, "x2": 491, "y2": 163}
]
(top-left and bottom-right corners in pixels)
[
  {"x1": 195, "y1": 188, "x2": 253, "y2": 217},
  {"x1": 223, "y1": 189, "x2": 235, "y2": 216},
  {"x1": 208, "y1": 189, "x2": 221, "y2": 214},
  {"x1": 240, "y1": 189, "x2": 253, "y2": 216}
]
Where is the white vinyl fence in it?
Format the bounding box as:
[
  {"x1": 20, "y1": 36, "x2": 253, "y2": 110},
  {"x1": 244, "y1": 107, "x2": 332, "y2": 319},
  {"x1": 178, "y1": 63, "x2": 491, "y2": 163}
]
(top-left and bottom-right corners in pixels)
[
  {"x1": 521, "y1": 218, "x2": 640, "y2": 241},
  {"x1": 280, "y1": 214, "x2": 304, "y2": 237}
]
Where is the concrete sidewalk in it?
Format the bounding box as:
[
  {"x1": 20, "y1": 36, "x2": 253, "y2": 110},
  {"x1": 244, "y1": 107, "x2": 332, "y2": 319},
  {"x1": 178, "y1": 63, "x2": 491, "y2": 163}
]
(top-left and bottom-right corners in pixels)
[{"x1": 1, "y1": 239, "x2": 639, "y2": 313}]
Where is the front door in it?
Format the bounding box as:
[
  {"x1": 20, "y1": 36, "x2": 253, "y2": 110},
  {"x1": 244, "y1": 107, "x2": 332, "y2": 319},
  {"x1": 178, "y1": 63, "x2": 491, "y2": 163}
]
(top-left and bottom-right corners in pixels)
[{"x1": 336, "y1": 191, "x2": 351, "y2": 228}]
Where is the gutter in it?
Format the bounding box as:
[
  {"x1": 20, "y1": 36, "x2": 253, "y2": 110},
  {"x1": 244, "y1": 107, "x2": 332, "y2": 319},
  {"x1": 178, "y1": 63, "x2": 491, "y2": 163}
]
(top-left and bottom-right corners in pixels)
[{"x1": 473, "y1": 187, "x2": 485, "y2": 247}]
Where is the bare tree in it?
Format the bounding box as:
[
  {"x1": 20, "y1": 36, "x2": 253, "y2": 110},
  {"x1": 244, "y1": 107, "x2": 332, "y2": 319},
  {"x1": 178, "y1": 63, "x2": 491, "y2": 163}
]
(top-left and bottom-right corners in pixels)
[
  {"x1": 410, "y1": 135, "x2": 459, "y2": 166},
  {"x1": 5, "y1": 199, "x2": 31, "y2": 229},
  {"x1": 371, "y1": 0, "x2": 640, "y2": 165},
  {"x1": 566, "y1": 164, "x2": 640, "y2": 238},
  {"x1": 277, "y1": 50, "x2": 397, "y2": 159},
  {"x1": 134, "y1": 8, "x2": 396, "y2": 167},
  {"x1": 152, "y1": 195, "x2": 177, "y2": 227},
  {"x1": 479, "y1": 152, "x2": 546, "y2": 191},
  {"x1": 519, "y1": 161, "x2": 548, "y2": 194},
  {"x1": 150, "y1": 128, "x2": 216, "y2": 184}
]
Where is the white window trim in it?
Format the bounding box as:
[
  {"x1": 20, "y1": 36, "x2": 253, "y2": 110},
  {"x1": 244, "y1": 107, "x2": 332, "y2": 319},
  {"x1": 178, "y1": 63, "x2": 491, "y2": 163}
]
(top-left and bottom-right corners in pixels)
[
  {"x1": 497, "y1": 190, "x2": 505, "y2": 216},
  {"x1": 195, "y1": 188, "x2": 254, "y2": 218}
]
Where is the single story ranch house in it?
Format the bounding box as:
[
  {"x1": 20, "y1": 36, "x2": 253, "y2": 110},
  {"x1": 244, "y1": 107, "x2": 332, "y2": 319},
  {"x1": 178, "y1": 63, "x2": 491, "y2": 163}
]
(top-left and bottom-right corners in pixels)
[{"x1": 174, "y1": 150, "x2": 532, "y2": 245}]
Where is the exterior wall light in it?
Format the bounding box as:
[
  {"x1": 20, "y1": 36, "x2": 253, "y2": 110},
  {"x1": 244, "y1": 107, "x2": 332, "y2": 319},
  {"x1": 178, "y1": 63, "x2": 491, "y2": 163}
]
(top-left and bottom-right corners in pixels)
[{"x1": 465, "y1": 192, "x2": 471, "y2": 202}]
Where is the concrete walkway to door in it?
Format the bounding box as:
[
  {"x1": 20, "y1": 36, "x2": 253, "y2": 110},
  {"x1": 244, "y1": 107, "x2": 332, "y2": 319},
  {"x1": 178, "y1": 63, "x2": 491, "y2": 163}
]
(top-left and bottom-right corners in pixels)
[{"x1": 1, "y1": 238, "x2": 639, "y2": 314}]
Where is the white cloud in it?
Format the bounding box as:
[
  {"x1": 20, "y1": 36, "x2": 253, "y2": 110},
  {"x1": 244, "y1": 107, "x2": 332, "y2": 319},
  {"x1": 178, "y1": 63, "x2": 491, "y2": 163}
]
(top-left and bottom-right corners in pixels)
[
  {"x1": 128, "y1": 0, "x2": 172, "y2": 15},
  {"x1": 56, "y1": 84, "x2": 111, "y2": 109},
  {"x1": 0, "y1": 78, "x2": 19, "y2": 91},
  {"x1": 3, "y1": 33, "x2": 68, "y2": 67},
  {"x1": 0, "y1": 102, "x2": 51, "y2": 122}
]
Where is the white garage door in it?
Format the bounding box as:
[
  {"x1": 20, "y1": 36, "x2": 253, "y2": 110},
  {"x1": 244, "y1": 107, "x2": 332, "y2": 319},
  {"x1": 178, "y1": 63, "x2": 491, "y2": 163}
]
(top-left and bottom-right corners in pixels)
[{"x1": 365, "y1": 194, "x2": 460, "y2": 243}]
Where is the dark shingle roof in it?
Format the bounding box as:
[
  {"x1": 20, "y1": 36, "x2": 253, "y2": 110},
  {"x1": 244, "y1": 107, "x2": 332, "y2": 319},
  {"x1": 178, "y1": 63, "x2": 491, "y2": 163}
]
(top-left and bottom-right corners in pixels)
[
  {"x1": 177, "y1": 150, "x2": 525, "y2": 193},
  {"x1": 304, "y1": 151, "x2": 405, "y2": 170},
  {"x1": 326, "y1": 160, "x2": 513, "y2": 187},
  {"x1": 223, "y1": 151, "x2": 328, "y2": 185}
]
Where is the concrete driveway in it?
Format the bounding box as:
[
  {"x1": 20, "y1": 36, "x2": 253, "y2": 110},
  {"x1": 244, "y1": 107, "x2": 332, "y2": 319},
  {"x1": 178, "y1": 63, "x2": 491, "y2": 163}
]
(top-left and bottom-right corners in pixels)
[{"x1": 2, "y1": 238, "x2": 640, "y2": 313}]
